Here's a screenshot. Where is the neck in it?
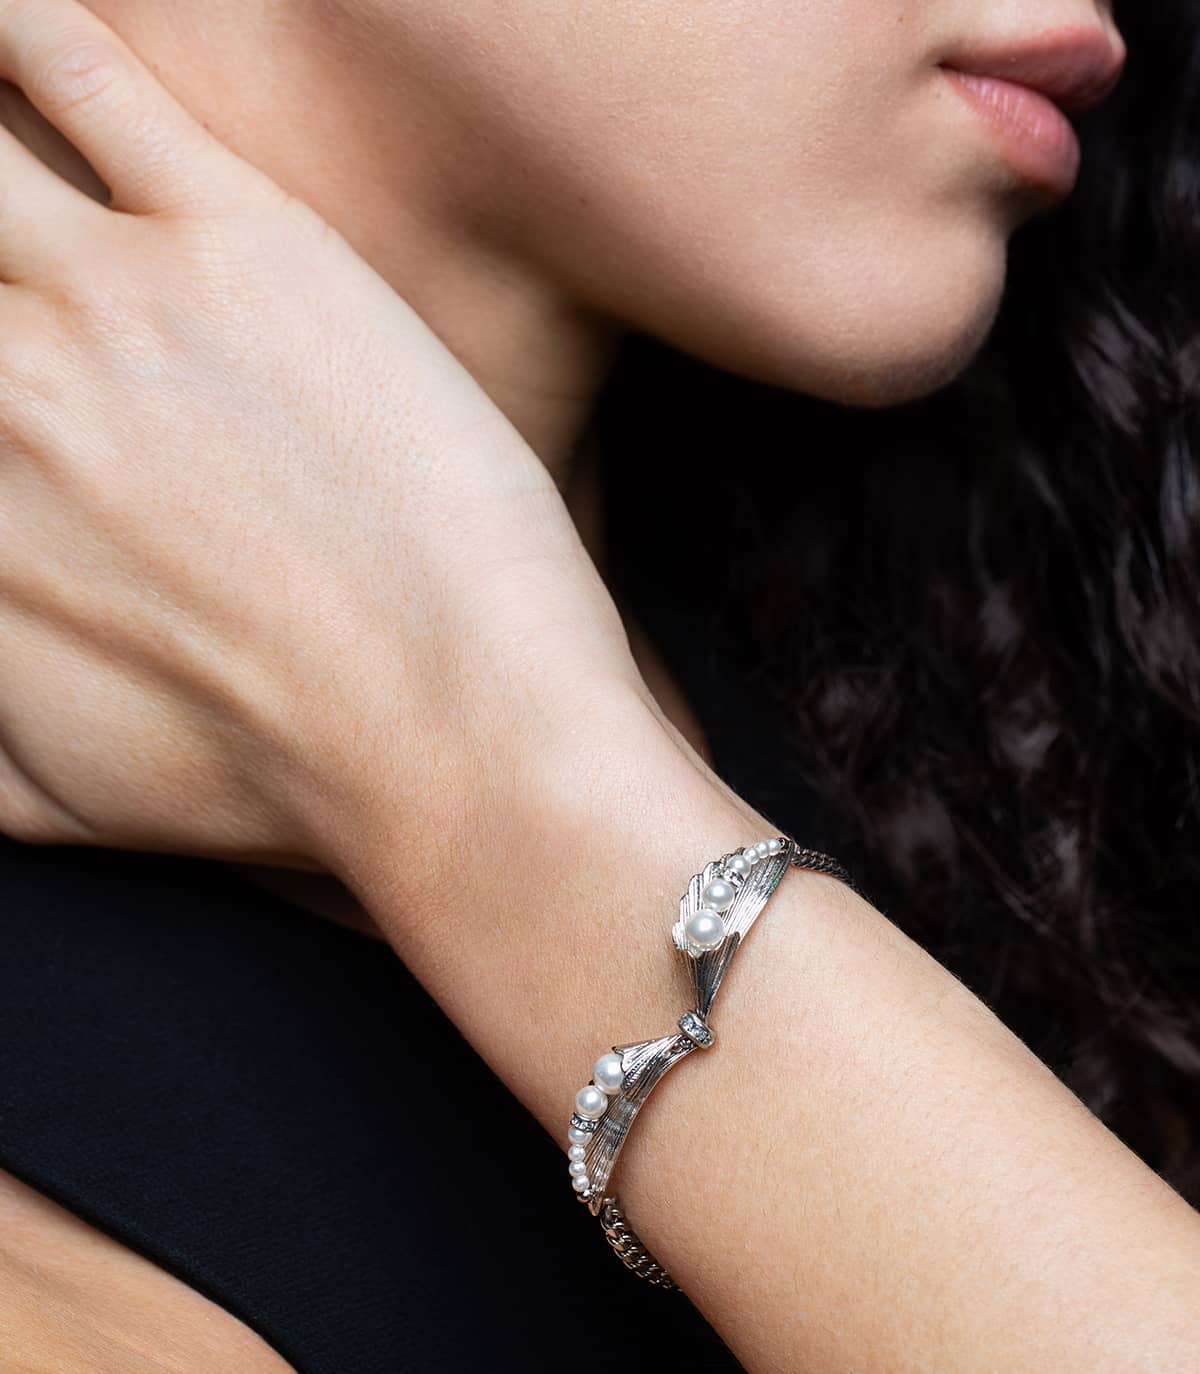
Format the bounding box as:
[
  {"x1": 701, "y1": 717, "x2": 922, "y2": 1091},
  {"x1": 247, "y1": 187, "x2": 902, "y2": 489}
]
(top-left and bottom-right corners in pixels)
[{"x1": 85, "y1": 0, "x2": 622, "y2": 487}]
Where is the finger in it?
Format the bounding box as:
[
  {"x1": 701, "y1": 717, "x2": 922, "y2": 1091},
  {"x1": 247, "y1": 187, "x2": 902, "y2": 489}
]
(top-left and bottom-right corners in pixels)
[
  {"x1": 0, "y1": 0, "x2": 231, "y2": 215},
  {"x1": 0, "y1": 76, "x2": 110, "y2": 206},
  {"x1": 0, "y1": 115, "x2": 97, "y2": 279}
]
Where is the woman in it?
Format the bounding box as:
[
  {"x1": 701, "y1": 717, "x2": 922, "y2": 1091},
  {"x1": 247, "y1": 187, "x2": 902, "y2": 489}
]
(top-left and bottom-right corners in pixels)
[{"x1": 0, "y1": 1, "x2": 1197, "y2": 1371}]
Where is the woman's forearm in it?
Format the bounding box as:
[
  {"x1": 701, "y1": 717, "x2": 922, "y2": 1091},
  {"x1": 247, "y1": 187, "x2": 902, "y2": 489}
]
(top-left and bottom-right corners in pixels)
[{"x1": 317, "y1": 688, "x2": 1200, "y2": 1374}]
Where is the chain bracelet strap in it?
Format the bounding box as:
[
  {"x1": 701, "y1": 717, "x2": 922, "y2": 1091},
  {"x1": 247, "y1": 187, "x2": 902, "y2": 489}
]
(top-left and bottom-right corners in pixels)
[
  {"x1": 562, "y1": 838, "x2": 857, "y2": 1290},
  {"x1": 597, "y1": 1196, "x2": 680, "y2": 1290},
  {"x1": 788, "y1": 845, "x2": 858, "y2": 894}
]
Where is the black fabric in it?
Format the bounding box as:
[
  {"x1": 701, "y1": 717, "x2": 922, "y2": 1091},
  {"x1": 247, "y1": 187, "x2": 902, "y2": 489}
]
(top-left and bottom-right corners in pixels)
[
  {"x1": 0, "y1": 535, "x2": 837, "y2": 1373},
  {"x1": 0, "y1": 742, "x2": 830, "y2": 1372},
  {"x1": 0, "y1": 835, "x2": 758, "y2": 1372}
]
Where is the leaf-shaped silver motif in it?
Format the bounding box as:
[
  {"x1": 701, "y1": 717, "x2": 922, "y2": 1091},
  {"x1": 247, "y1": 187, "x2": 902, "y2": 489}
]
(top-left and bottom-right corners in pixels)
[
  {"x1": 671, "y1": 848, "x2": 791, "y2": 1017},
  {"x1": 572, "y1": 837, "x2": 860, "y2": 1288},
  {"x1": 582, "y1": 1030, "x2": 698, "y2": 1215}
]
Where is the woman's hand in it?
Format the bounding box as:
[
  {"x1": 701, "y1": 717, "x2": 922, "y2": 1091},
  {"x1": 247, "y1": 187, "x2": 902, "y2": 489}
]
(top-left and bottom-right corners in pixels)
[{"x1": 0, "y1": 0, "x2": 639, "y2": 878}]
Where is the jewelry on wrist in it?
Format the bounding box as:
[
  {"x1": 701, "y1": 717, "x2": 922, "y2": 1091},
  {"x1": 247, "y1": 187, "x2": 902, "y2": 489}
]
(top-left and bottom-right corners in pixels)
[{"x1": 563, "y1": 835, "x2": 856, "y2": 1290}]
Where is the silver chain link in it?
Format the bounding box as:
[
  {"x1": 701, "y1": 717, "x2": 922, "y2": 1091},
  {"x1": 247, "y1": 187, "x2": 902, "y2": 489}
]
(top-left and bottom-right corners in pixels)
[{"x1": 592, "y1": 844, "x2": 856, "y2": 1290}]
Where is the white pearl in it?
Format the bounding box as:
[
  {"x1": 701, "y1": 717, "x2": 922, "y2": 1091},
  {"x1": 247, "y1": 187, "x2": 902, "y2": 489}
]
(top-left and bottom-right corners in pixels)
[
  {"x1": 701, "y1": 878, "x2": 736, "y2": 913},
  {"x1": 592, "y1": 1052, "x2": 625, "y2": 1095},
  {"x1": 684, "y1": 908, "x2": 726, "y2": 951},
  {"x1": 569, "y1": 1159, "x2": 588, "y2": 1177},
  {"x1": 572, "y1": 1174, "x2": 590, "y2": 1192},
  {"x1": 742, "y1": 846, "x2": 759, "y2": 864},
  {"x1": 767, "y1": 837, "x2": 783, "y2": 855},
  {"x1": 567, "y1": 1126, "x2": 591, "y2": 1145},
  {"x1": 754, "y1": 840, "x2": 771, "y2": 859},
  {"x1": 575, "y1": 1084, "x2": 608, "y2": 1119},
  {"x1": 726, "y1": 855, "x2": 751, "y2": 878},
  {"x1": 568, "y1": 1144, "x2": 586, "y2": 1162}
]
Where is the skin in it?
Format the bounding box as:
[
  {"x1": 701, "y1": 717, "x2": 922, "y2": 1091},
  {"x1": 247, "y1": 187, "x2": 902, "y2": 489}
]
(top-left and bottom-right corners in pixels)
[
  {"x1": 7, "y1": 2, "x2": 1195, "y2": 1373},
  {"x1": 0, "y1": 1170, "x2": 295, "y2": 1373},
  {"x1": 51, "y1": 0, "x2": 1124, "y2": 472}
]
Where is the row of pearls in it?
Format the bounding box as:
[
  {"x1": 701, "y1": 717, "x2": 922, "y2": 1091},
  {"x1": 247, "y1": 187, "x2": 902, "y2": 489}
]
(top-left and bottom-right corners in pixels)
[
  {"x1": 566, "y1": 837, "x2": 788, "y2": 1192},
  {"x1": 565, "y1": 1050, "x2": 626, "y2": 1195},
  {"x1": 680, "y1": 836, "x2": 785, "y2": 957}
]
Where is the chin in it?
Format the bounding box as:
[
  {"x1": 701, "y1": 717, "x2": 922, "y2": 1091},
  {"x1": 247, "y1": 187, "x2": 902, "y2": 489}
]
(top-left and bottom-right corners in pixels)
[
  {"x1": 685, "y1": 225, "x2": 1010, "y2": 409},
  {"x1": 812, "y1": 293, "x2": 1003, "y2": 408}
]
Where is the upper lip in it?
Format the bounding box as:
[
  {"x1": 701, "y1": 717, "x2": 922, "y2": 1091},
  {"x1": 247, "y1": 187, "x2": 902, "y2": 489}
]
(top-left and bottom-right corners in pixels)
[{"x1": 940, "y1": 24, "x2": 1127, "y2": 114}]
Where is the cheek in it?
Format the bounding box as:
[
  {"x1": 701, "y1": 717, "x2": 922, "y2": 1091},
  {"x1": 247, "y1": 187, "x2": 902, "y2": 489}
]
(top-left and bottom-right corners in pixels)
[
  {"x1": 528, "y1": 87, "x2": 1012, "y2": 406},
  {"x1": 455, "y1": 1, "x2": 1012, "y2": 405},
  {"x1": 525, "y1": 9, "x2": 1011, "y2": 401}
]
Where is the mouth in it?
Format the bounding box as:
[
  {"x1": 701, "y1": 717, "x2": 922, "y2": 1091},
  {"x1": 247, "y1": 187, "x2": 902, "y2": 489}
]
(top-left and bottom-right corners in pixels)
[{"x1": 938, "y1": 24, "x2": 1126, "y2": 199}]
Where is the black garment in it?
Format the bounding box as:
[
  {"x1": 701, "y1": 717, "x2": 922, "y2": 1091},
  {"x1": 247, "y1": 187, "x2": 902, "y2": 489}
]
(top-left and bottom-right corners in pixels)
[
  {"x1": 0, "y1": 609, "x2": 840, "y2": 1373},
  {"x1": 0, "y1": 410, "x2": 842, "y2": 1370},
  {"x1": 1, "y1": 837, "x2": 748, "y2": 1373}
]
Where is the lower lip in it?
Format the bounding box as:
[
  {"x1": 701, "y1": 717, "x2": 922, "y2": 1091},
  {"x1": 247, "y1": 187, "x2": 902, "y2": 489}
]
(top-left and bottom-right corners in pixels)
[{"x1": 940, "y1": 67, "x2": 1081, "y2": 199}]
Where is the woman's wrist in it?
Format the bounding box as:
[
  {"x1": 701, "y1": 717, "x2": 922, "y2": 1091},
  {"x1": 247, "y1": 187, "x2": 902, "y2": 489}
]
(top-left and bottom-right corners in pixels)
[
  {"x1": 299, "y1": 668, "x2": 728, "y2": 900},
  {"x1": 299, "y1": 674, "x2": 1200, "y2": 1374},
  {"x1": 306, "y1": 676, "x2": 771, "y2": 1118}
]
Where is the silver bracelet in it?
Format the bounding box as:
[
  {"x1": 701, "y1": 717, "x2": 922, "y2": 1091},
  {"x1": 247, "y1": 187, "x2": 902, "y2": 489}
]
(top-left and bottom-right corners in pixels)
[{"x1": 563, "y1": 835, "x2": 856, "y2": 1290}]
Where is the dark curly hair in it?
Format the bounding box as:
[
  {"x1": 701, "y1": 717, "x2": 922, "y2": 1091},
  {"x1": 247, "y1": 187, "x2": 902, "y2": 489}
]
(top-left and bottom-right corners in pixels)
[{"x1": 597, "y1": 0, "x2": 1200, "y2": 1205}]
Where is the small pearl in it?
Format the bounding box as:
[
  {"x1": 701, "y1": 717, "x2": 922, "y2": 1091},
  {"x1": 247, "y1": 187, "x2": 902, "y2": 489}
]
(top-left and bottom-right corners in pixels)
[
  {"x1": 567, "y1": 1126, "x2": 591, "y2": 1145},
  {"x1": 568, "y1": 1144, "x2": 586, "y2": 1162},
  {"x1": 684, "y1": 908, "x2": 726, "y2": 951},
  {"x1": 569, "y1": 1159, "x2": 588, "y2": 1177},
  {"x1": 754, "y1": 840, "x2": 771, "y2": 859},
  {"x1": 575, "y1": 1084, "x2": 608, "y2": 1119},
  {"x1": 726, "y1": 855, "x2": 751, "y2": 878},
  {"x1": 572, "y1": 1174, "x2": 590, "y2": 1193},
  {"x1": 767, "y1": 837, "x2": 783, "y2": 855},
  {"x1": 592, "y1": 1052, "x2": 625, "y2": 1095},
  {"x1": 701, "y1": 878, "x2": 736, "y2": 913},
  {"x1": 742, "y1": 846, "x2": 759, "y2": 865}
]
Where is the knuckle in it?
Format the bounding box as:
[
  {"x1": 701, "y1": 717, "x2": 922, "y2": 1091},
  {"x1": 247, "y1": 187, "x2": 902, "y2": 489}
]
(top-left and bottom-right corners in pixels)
[
  {"x1": 31, "y1": 252, "x2": 138, "y2": 350},
  {"x1": 0, "y1": 326, "x2": 53, "y2": 416},
  {"x1": 33, "y1": 34, "x2": 129, "y2": 117},
  {"x1": 0, "y1": 179, "x2": 24, "y2": 244},
  {"x1": 39, "y1": 258, "x2": 112, "y2": 318}
]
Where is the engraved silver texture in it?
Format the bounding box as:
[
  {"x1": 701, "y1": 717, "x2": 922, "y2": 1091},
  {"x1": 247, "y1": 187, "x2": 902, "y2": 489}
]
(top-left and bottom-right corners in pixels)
[
  {"x1": 583, "y1": 837, "x2": 856, "y2": 1290},
  {"x1": 672, "y1": 844, "x2": 792, "y2": 1016}
]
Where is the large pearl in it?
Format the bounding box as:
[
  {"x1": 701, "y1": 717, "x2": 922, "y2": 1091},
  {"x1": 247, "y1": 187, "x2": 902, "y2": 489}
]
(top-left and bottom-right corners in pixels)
[
  {"x1": 569, "y1": 1160, "x2": 588, "y2": 1177},
  {"x1": 742, "y1": 846, "x2": 760, "y2": 865},
  {"x1": 684, "y1": 908, "x2": 726, "y2": 951},
  {"x1": 701, "y1": 878, "x2": 736, "y2": 913},
  {"x1": 567, "y1": 1125, "x2": 591, "y2": 1145},
  {"x1": 568, "y1": 1144, "x2": 586, "y2": 1162},
  {"x1": 572, "y1": 1175, "x2": 590, "y2": 1193},
  {"x1": 754, "y1": 840, "x2": 771, "y2": 859},
  {"x1": 767, "y1": 837, "x2": 783, "y2": 855},
  {"x1": 726, "y1": 855, "x2": 751, "y2": 878},
  {"x1": 592, "y1": 1052, "x2": 625, "y2": 1095},
  {"x1": 575, "y1": 1084, "x2": 608, "y2": 1120}
]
